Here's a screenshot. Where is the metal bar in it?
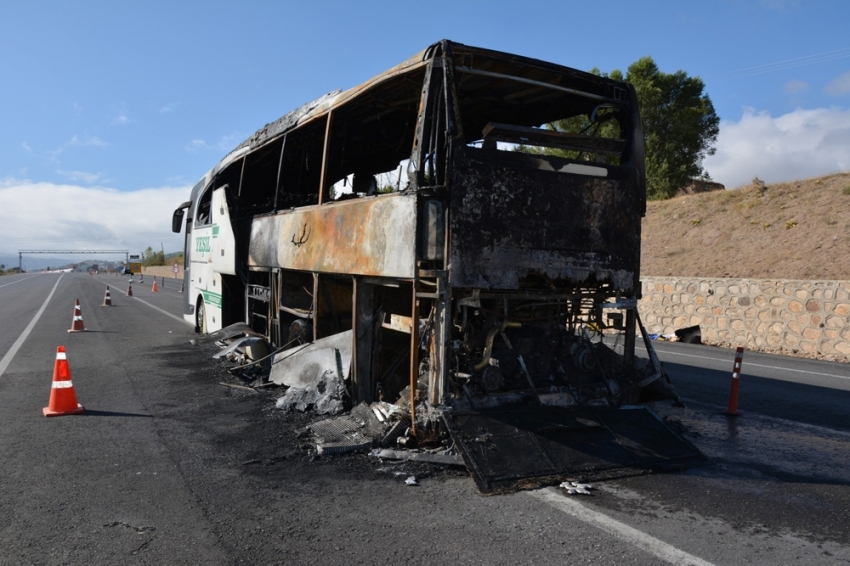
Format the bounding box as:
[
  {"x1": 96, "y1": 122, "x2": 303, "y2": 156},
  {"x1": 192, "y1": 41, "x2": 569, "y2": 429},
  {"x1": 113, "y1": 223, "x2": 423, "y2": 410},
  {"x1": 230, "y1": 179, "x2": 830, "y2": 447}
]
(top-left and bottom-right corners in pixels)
[
  {"x1": 429, "y1": 275, "x2": 449, "y2": 406},
  {"x1": 312, "y1": 273, "x2": 320, "y2": 341},
  {"x1": 352, "y1": 277, "x2": 374, "y2": 403},
  {"x1": 236, "y1": 156, "x2": 246, "y2": 199},
  {"x1": 481, "y1": 122, "x2": 625, "y2": 155},
  {"x1": 273, "y1": 134, "x2": 287, "y2": 211},
  {"x1": 455, "y1": 66, "x2": 624, "y2": 104},
  {"x1": 279, "y1": 305, "x2": 312, "y2": 319},
  {"x1": 318, "y1": 112, "x2": 333, "y2": 205},
  {"x1": 411, "y1": 59, "x2": 438, "y2": 187},
  {"x1": 624, "y1": 308, "x2": 636, "y2": 371},
  {"x1": 418, "y1": 269, "x2": 446, "y2": 278},
  {"x1": 409, "y1": 293, "x2": 420, "y2": 436}
]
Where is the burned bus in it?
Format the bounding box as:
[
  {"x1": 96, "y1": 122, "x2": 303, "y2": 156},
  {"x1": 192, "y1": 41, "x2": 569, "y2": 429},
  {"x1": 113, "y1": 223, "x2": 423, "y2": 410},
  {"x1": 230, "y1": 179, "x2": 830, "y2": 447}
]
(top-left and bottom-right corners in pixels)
[{"x1": 174, "y1": 40, "x2": 698, "y2": 491}]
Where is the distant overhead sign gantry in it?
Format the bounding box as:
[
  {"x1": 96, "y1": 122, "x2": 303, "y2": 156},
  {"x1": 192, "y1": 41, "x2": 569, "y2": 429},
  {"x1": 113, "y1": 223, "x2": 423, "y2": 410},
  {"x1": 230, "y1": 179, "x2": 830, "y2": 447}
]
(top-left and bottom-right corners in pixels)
[{"x1": 18, "y1": 250, "x2": 130, "y2": 271}]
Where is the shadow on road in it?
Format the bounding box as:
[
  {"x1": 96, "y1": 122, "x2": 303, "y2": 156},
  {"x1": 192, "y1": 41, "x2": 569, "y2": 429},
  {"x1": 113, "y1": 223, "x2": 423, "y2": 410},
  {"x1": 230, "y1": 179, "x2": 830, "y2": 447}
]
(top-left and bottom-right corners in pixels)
[
  {"x1": 82, "y1": 409, "x2": 152, "y2": 418},
  {"x1": 663, "y1": 360, "x2": 850, "y2": 433}
]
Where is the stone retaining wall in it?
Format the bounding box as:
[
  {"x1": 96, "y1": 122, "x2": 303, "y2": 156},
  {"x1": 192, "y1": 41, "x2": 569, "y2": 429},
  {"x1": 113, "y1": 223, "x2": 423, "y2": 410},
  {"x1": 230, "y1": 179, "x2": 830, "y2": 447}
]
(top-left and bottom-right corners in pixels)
[{"x1": 638, "y1": 277, "x2": 850, "y2": 361}]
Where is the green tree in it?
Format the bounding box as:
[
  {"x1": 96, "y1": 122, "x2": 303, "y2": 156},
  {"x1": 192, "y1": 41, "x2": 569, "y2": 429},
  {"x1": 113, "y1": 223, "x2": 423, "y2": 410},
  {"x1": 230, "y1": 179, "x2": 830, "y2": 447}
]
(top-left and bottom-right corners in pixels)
[
  {"x1": 142, "y1": 246, "x2": 166, "y2": 266},
  {"x1": 625, "y1": 57, "x2": 719, "y2": 199},
  {"x1": 521, "y1": 57, "x2": 718, "y2": 200}
]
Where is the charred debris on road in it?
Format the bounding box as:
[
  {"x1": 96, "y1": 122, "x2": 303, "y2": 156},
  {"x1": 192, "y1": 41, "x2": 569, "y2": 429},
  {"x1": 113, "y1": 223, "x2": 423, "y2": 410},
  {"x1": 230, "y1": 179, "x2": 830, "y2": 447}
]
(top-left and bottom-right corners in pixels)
[
  {"x1": 202, "y1": 312, "x2": 704, "y2": 495},
  {"x1": 182, "y1": 40, "x2": 706, "y2": 494}
]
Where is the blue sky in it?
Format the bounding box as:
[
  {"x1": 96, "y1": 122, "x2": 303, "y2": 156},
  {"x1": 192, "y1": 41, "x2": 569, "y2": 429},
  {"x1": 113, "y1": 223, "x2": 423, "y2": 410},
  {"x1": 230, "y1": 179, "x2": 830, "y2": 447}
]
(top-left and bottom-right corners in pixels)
[{"x1": 1, "y1": 0, "x2": 849, "y2": 261}]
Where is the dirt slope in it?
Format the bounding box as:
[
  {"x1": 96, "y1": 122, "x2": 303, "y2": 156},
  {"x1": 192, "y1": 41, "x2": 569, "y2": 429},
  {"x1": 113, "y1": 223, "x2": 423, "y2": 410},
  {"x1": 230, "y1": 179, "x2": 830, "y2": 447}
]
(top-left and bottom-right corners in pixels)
[{"x1": 641, "y1": 172, "x2": 850, "y2": 280}]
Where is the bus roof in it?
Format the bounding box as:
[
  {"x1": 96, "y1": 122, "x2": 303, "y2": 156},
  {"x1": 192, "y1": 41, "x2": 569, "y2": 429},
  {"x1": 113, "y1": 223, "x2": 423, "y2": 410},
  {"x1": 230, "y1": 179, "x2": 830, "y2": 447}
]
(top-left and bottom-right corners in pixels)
[{"x1": 195, "y1": 39, "x2": 634, "y2": 190}]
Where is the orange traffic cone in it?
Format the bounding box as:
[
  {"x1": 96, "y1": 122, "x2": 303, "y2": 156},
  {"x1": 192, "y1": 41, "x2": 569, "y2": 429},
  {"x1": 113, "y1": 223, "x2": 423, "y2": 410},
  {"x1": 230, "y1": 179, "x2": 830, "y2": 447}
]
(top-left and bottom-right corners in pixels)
[
  {"x1": 102, "y1": 286, "x2": 113, "y2": 306},
  {"x1": 68, "y1": 300, "x2": 87, "y2": 333},
  {"x1": 128, "y1": 282, "x2": 133, "y2": 296},
  {"x1": 151, "y1": 278, "x2": 158, "y2": 292},
  {"x1": 43, "y1": 346, "x2": 84, "y2": 417}
]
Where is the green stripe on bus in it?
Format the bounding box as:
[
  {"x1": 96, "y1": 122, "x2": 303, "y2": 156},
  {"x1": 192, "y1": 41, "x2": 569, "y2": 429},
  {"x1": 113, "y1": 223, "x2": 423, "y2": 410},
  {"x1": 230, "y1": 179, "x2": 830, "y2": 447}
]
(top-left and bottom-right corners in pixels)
[{"x1": 201, "y1": 290, "x2": 222, "y2": 308}]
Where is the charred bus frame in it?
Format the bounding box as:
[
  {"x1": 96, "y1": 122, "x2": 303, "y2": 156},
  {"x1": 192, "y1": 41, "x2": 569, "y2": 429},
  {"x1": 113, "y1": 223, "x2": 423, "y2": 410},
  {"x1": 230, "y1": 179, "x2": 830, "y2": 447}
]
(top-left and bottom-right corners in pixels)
[{"x1": 174, "y1": 39, "x2": 658, "y2": 421}]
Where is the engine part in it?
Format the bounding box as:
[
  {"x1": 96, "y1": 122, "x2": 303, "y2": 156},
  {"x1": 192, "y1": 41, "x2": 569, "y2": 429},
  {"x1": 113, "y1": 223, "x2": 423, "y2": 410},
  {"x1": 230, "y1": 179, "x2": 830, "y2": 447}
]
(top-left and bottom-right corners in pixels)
[{"x1": 481, "y1": 365, "x2": 503, "y2": 392}]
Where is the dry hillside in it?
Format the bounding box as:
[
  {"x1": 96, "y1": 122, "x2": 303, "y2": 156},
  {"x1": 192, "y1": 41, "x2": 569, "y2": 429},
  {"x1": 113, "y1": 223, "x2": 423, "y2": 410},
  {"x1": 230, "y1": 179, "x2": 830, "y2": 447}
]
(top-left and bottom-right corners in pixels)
[{"x1": 641, "y1": 172, "x2": 850, "y2": 280}]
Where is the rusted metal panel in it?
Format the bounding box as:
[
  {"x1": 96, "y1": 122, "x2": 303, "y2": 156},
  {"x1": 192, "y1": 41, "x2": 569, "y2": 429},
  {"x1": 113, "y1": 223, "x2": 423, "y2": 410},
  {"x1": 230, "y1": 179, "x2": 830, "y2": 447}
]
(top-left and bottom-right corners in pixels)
[
  {"x1": 448, "y1": 147, "x2": 641, "y2": 290},
  {"x1": 249, "y1": 193, "x2": 417, "y2": 278}
]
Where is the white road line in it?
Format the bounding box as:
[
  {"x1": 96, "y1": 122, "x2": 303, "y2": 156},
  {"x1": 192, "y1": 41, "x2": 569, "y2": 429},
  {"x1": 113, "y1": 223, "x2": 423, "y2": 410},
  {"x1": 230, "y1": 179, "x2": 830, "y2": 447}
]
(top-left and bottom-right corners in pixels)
[
  {"x1": 95, "y1": 279, "x2": 190, "y2": 326},
  {"x1": 0, "y1": 274, "x2": 41, "y2": 289},
  {"x1": 529, "y1": 488, "x2": 716, "y2": 566},
  {"x1": 132, "y1": 296, "x2": 189, "y2": 325},
  {"x1": 637, "y1": 346, "x2": 850, "y2": 381},
  {"x1": 0, "y1": 274, "x2": 64, "y2": 379}
]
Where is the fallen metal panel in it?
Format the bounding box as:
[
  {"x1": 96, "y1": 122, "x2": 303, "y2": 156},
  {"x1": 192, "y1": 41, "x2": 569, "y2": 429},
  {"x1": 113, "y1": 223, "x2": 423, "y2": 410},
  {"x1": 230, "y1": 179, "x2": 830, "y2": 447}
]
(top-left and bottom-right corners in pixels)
[
  {"x1": 249, "y1": 193, "x2": 417, "y2": 278},
  {"x1": 212, "y1": 336, "x2": 264, "y2": 359},
  {"x1": 200, "y1": 322, "x2": 265, "y2": 343},
  {"x1": 271, "y1": 331, "x2": 352, "y2": 415},
  {"x1": 269, "y1": 330, "x2": 352, "y2": 387},
  {"x1": 310, "y1": 415, "x2": 371, "y2": 455},
  {"x1": 443, "y1": 406, "x2": 707, "y2": 495},
  {"x1": 369, "y1": 448, "x2": 464, "y2": 466},
  {"x1": 448, "y1": 148, "x2": 640, "y2": 290}
]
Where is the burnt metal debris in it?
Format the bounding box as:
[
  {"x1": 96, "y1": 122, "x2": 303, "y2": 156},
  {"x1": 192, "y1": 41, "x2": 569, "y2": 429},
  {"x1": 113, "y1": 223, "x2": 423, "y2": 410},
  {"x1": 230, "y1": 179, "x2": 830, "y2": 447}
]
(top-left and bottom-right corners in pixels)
[{"x1": 186, "y1": 39, "x2": 705, "y2": 493}]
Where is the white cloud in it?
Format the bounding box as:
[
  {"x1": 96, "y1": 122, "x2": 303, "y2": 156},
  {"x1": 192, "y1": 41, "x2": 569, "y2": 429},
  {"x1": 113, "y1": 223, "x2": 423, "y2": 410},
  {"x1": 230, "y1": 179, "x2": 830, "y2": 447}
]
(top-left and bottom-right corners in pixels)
[
  {"x1": 186, "y1": 139, "x2": 212, "y2": 152},
  {"x1": 72, "y1": 135, "x2": 107, "y2": 148},
  {"x1": 22, "y1": 141, "x2": 32, "y2": 153},
  {"x1": 51, "y1": 135, "x2": 108, "y2": 155},
  {"x1": 56, "y1": 169, "x2": 105, "y2": 184},
  {"x1": 110, "y1": 102, "x2": 131, "y2": 125},
  {"x1": 703, "y1": 107, "x2": 850, "y2": 189},
  {"x1": 185, "y1": 134, "x2": 242, "y2": 153},
  {"x1": 783, "y1": 80, "x2": 809, "y2": 94},
  {"x1": 825, "y1": 71, "x2": 850, "y2": 96},
  {"x1": 0, "y1": 179, "x2": 190, "y2": 257},
  {"x1": 160, "y1": 102, "x2": 179, "y2": 113}
]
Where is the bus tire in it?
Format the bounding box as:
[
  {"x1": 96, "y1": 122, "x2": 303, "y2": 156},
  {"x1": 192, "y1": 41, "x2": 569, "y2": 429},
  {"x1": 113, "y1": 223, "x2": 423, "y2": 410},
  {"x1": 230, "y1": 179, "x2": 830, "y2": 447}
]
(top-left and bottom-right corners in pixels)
[{"x1": 196, "y1": 298, "x2": 207, "y2": 334}]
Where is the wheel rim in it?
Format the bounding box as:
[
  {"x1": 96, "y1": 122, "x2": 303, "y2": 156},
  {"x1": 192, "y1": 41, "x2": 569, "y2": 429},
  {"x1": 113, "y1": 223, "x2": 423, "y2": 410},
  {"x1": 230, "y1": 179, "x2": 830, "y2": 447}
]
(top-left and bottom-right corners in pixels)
[{"x1": 197, "y1": 300, "x2": 207, "y2": 334}]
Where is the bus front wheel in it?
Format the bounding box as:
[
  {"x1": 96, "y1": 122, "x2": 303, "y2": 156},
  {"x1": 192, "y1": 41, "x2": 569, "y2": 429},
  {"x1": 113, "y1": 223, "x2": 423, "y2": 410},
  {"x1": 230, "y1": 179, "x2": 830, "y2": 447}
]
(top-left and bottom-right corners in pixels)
[{"x1": 195, "y1": 298, "x2": 207, "y2": 334}]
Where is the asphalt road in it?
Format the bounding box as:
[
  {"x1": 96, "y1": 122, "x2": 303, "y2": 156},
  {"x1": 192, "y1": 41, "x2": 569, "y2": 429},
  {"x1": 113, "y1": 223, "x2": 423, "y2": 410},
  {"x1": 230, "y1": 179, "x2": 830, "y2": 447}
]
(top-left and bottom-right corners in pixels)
[{"x1": 1, "y1": 272, "x2": 849, "y2": 565}]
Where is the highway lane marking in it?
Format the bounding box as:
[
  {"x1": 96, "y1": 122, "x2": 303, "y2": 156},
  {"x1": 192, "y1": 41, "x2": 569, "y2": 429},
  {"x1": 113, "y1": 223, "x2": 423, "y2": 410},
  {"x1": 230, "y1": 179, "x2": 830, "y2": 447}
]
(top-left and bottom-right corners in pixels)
[
  {"x1": 680, "y1": 397, "x2": 850, "y2": 439},
  {"x1": 636, "y1": 345, "x2": 850, "y2": 382},
  {"x1": 0, "y1": 274, "x2": 64, "y2": 379},
  {"x1": 0, "y1": 274, "x2": 41, "y2": 289},
  {"x1": 530, "y1": 488, "x2": 716, "y2": 566},
  {"x1": 132, "y1": 296, "x2": 190, "y2": 326},
  {"x1": 94, "y1": 279, "x2": 190, "y2": 326}
]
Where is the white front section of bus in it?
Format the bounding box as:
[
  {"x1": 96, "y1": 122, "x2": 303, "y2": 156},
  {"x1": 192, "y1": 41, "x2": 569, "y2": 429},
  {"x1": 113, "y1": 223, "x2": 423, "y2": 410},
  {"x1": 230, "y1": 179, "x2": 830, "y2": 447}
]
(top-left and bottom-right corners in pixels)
[{"x1": 189, "y1": 186, "x2": 236, "y2": 333}]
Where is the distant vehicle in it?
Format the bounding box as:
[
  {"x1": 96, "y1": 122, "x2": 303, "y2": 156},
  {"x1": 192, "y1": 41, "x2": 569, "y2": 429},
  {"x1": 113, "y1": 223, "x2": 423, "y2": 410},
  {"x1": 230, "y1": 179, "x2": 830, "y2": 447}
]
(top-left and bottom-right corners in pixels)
[{"x1": 123, "y1": 267, "x2": 132, "y2": 275}]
